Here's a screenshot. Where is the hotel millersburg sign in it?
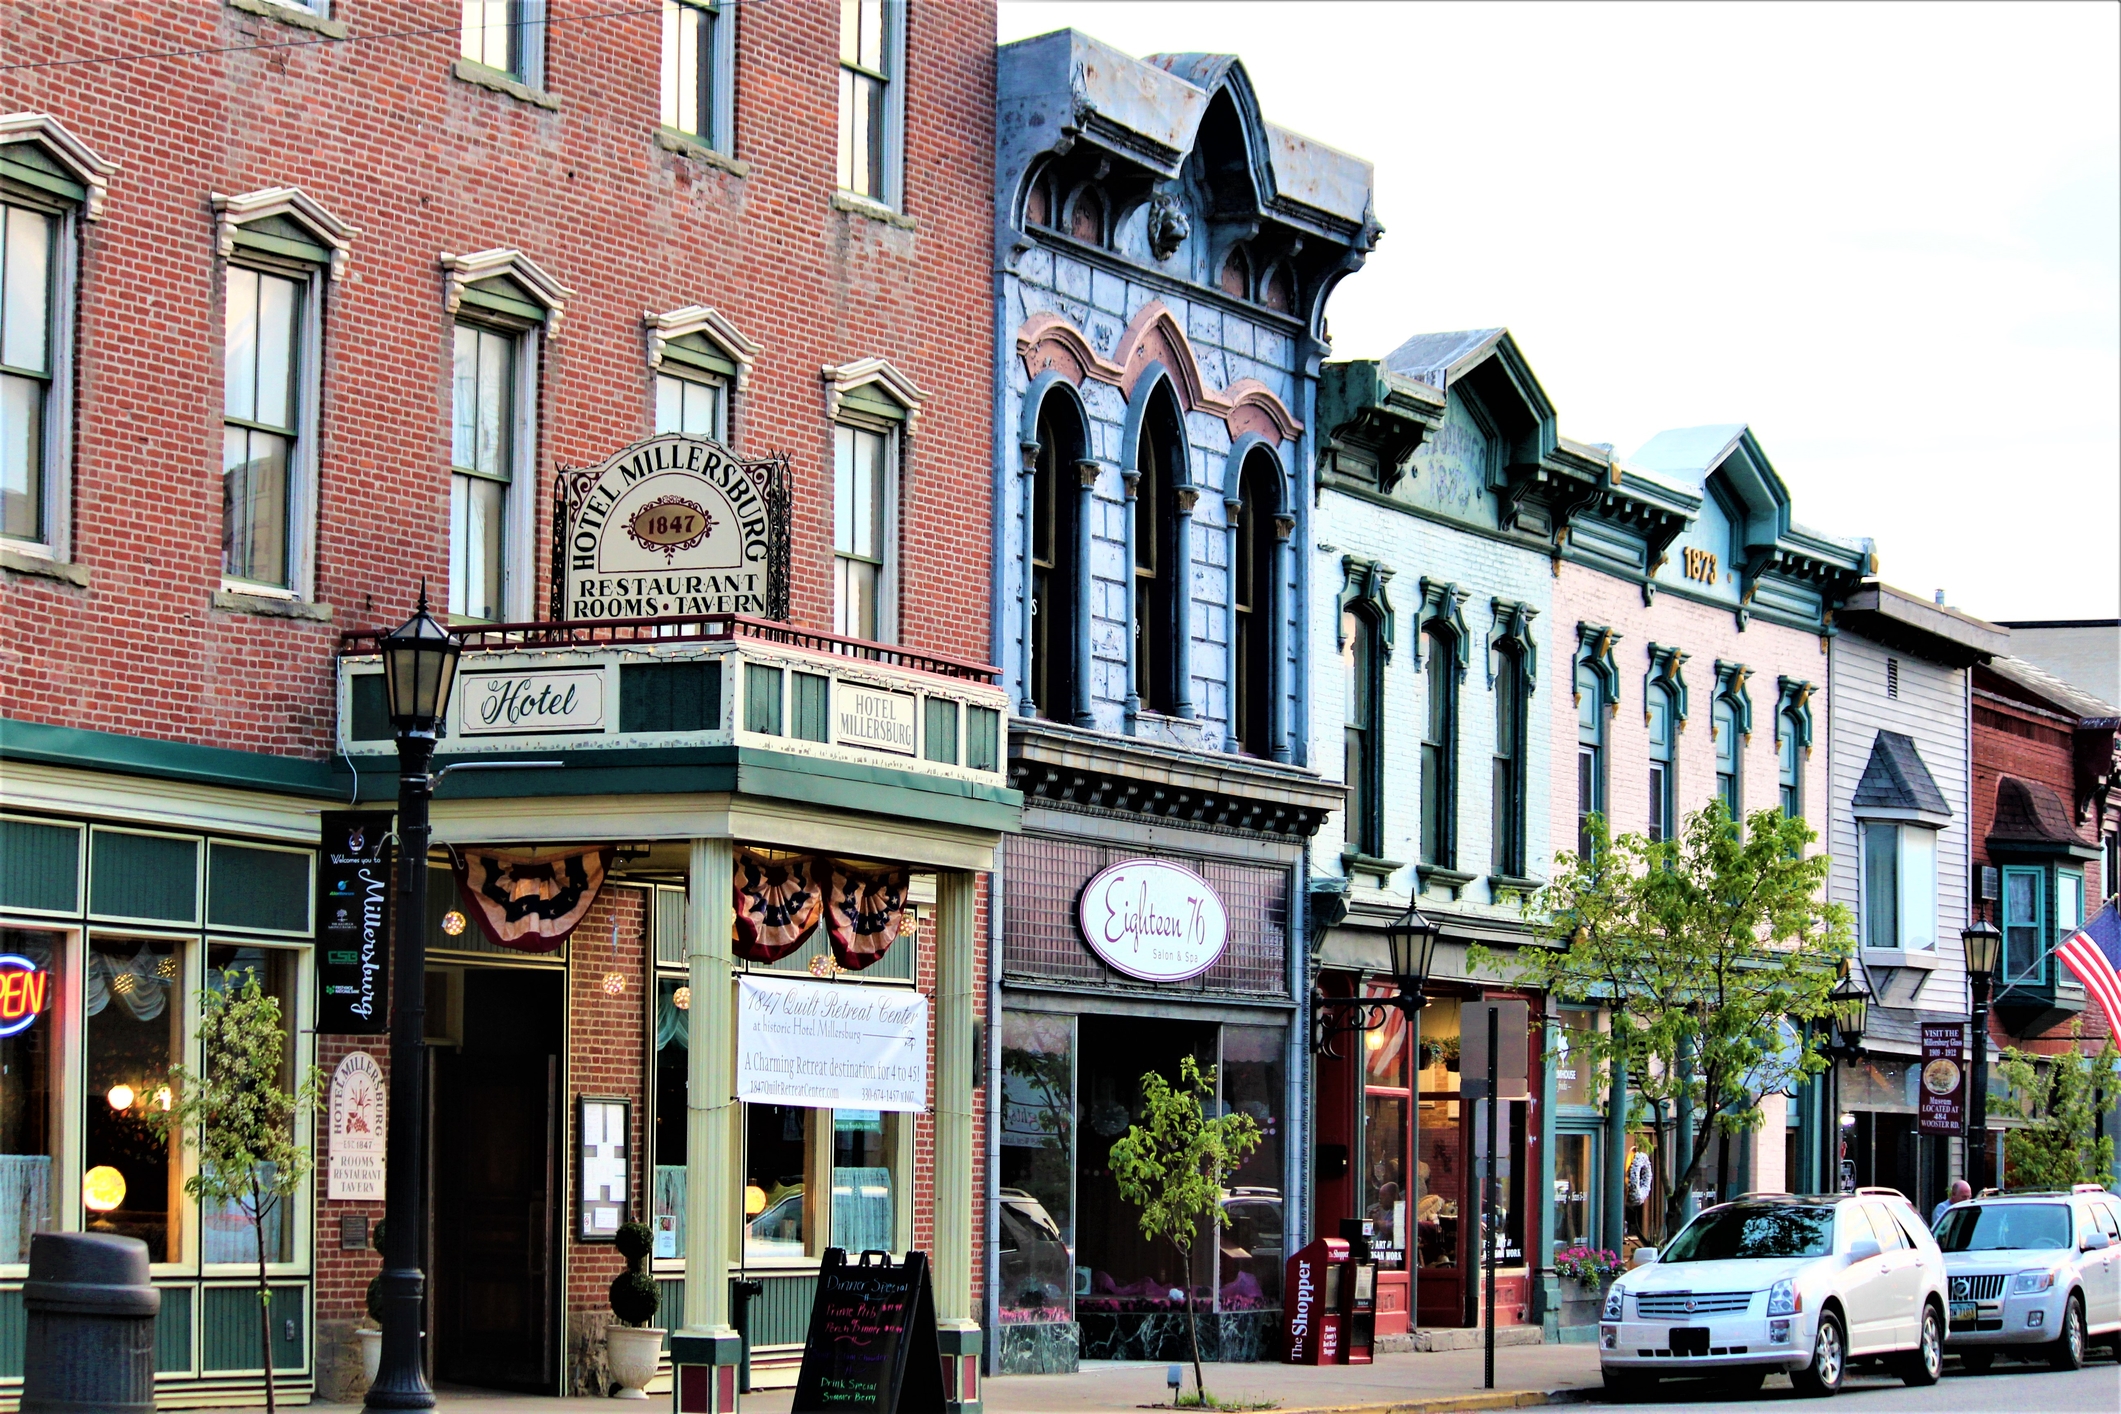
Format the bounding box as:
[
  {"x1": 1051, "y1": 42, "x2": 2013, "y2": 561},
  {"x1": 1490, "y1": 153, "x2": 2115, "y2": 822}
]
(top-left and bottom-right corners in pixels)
[{"x1": 554, "y1": 432, "x2": 791, "y2": 622}]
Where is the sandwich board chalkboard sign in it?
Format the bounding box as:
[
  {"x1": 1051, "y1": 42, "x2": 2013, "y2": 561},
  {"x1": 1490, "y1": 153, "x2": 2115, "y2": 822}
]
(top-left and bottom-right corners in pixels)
[{"x1": 791, "y1": 1248, "x2": 946, "y2": 1413}]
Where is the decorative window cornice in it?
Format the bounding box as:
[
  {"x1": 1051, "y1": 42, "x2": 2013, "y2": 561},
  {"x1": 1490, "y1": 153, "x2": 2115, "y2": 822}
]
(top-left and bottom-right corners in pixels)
[
  {"x1": 644, "y1": 304, "x2": 762, "y2": 392},
  {"x1": 1411, "y1": 578, "x2": 1472, "y2": 668},
  {"x1": 441, "y1": 248, "x2": 574, "y2": 336},
  {"x1": 0, "y1": 111, "x2": 119, "y2": 220},
  {"x1": 821, "y1": 356, "x2": 928, "y2": 433},
  {"x1": 1574, "y1": 622, "x2": 1623, "y2": 710},
  {"x1": 1486, "y1": 598, "x2": 1540, "y2": 692},
  {"x1": 211, "y1": 186, "x2": 361, "y2": 281},
  {"x1": 1335, "y1": 555, "x2": 1395, "y2": 659},
  {"x1": 1777, "y1": 675, "x2": 1817, "y2": 749},
  {"x1": 1713, "y1": 659, "x2": 1756, "y2": 738},
  {"x1": 1644, "y1": 642, "x2": 1691, "y2": 725}
]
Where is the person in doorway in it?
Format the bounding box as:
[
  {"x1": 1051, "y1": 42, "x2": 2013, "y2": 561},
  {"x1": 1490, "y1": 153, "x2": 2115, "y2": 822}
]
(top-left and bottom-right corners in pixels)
[{"x1": 1932, "y1": 1179, "x2": 1972, "y2": 1228}]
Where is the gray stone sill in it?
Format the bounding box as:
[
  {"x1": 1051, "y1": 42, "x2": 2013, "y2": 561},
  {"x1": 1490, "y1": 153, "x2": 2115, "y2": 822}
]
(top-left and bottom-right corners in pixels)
[
  {"x1": 227, "y1": 0, "x2": 348, "y2": 39},
  {"x1": 1340, "y1": 851, "x2": 1404, "y2": 884},
  {"x1": 656, "y1": 129, "x2": 750, "y2": 177},
  {"x1": 1, "y1": 546, "x2": 88, "y2": 586},
  {"x1": 1487, "y1": 871, "x2": 1546, "y2": 899},
  {"x1": 831, "y1": 189, "x2": 916, "y2": 231},
  {"x1": 452, "y1": 59, "x2": 560, "y2": 111},
  {"x1": 214, "y1": 587, "x2": 334, "y2": 621}
]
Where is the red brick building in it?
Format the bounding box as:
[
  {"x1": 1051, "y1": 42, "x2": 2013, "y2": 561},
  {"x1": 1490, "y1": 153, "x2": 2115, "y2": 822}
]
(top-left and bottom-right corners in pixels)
[{"x1": 0, "y1": 2, "x2": 1007, "y2": 1407}]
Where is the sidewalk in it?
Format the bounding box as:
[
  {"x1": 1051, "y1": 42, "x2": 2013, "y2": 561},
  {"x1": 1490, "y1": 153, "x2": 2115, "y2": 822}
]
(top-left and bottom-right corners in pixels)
[{"x1": 262, "y1": 1341, "x2": 1604, "y2": 1413}]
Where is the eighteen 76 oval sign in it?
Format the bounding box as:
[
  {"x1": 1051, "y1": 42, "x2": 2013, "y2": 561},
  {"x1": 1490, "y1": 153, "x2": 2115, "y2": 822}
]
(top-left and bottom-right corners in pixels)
[{"x1": 1077, "y1": 859, "x2": 1230, "y2": 982}]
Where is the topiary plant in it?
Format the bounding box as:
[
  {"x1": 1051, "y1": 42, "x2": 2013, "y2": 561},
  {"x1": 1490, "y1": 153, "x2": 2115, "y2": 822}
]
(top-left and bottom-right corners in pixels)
[{"x1": 609, "y1": 1220, "x2": 661, "y2": 1328}]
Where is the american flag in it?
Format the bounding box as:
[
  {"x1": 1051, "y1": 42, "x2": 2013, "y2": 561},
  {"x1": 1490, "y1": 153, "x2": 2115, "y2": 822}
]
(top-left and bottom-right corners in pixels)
[{"x1": 2057, "y1": 899, "x2": 2121, "y2": 1022}]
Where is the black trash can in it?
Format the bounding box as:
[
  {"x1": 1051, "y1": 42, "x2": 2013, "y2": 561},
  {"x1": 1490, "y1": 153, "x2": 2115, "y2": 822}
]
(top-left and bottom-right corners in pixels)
[{"x1": 20, "y1": 1231, "x2": 160, "y2": 1414}]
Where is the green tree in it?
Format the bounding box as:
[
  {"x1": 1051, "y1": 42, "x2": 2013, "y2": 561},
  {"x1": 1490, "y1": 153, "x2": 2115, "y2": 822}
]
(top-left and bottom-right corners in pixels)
[
  {"x1": 1472, "y1": 803, "x2": 1853, "y2": 1237},
  {"x1": 1107, "y1": 1056, "x2": 1261, "y2": 1406},
  {"x1": 151, "y1": 970, "x2": 325, "y2": 1414},
  {"x1": 1995, "y1": 1022, "x2": 2121, "y2": 1190}
]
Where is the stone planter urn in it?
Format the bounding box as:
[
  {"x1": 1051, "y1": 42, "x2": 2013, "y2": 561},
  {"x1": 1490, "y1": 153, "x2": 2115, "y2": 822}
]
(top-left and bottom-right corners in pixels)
[
  {"x1": 355, "y1": 1326, "x2": 382, "y2": 1387},
  {"x1": 606, "y1": 1325, "x2": 665, "y2": 1399},
  {"x1": 1558, "y1": 1275, "x2": 1613, "y2": 1329}
]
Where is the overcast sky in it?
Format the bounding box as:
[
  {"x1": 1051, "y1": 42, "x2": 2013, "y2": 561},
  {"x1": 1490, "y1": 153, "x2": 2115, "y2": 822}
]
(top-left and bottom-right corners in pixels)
[{"x1": 996, "y1": 2, "x2": 2120, "y2": 624}]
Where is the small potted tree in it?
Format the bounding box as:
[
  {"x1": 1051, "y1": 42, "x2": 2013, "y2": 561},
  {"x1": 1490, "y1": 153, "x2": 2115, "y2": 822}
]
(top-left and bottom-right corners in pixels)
[{"x1": 606, "y1": 1221, "x2": 664, "y2": 1398}]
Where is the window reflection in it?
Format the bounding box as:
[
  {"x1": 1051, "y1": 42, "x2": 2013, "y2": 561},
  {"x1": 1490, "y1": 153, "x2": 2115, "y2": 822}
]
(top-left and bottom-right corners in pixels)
[
  {"x1": 0, "y1": 929, "x2": 58, "y2": 1263},
  {"x1": 999, "y1": 1011, "x2": 1074, "y2": 1323},
  {"x1": 85, "y1": 936, "x2": 181, "y2": 1261},
  {"x1": 201, "y1": 945, "x2": 295, "y2": 1263},
  {"x1": 653, "y1": 977, "x2": 687, "y2": 1260}
]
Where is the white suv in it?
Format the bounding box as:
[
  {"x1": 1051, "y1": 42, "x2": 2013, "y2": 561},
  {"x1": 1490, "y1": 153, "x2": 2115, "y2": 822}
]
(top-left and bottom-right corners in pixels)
[
  {"x1": 1599, "y1": 1192, "x2": 1947, "y2": 1399},
  {"x1": 1936, "y1": 1185, "x2": 2121, "y2": 1371}
]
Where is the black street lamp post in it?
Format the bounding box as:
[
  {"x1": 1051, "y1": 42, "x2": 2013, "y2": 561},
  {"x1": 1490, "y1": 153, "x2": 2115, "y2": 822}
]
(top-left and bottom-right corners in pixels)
[
  {"x1": 1824, "y1": 971, "x2": 1870, "y2": 1194},
  {"x1": 1312, "y1": 902, "x2": 1442, "y2": 1052},
  {"x1": 367, "y1": 592, "x2": 459, "y2": 1412},
  {"x1": 1961, "y1": 917, "x2": 2003, "y2": 1193}
]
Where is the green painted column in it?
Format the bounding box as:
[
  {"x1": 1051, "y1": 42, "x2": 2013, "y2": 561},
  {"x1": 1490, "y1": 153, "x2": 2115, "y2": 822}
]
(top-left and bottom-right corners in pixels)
[
  {"x1": 1603, "y1": 1052, "x2": 1628, "y2": 1253},
  {"x1": 933, "y1": 870, "x2": 983, "y2": 1410},
  {"x1": 1535, "y1": 1013, "x2": 1561, "y2": 1335},
  {"x1": 1673, "y1": 1034, "x2": 1695, "y2": 1228},
  {"x1": 684, "y1": 836, "x2": 738, "y2": 1339}
]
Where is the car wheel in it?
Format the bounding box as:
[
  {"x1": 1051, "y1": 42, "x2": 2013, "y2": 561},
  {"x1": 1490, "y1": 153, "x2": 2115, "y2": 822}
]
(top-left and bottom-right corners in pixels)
[
  {"x1": 2049, "y1": 1294, "x2": 2086, "y2": 1372},
  {"x1": 1601, "y1": 1368, "x2": 1655, "y2": 1401},
  {"x1": 1898, "y1": 1301, "x2": 1943, "y2": 1386},
  {"x1": 1790, "y1": 1311, "x2": 1845, "y2": 1397},
  {"x1": 1958, "y1": 1349, "x2": 1994, "y2": 1374}
]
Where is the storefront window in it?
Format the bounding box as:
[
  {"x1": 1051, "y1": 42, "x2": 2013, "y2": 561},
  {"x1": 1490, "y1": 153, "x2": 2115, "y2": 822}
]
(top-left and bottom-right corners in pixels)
[
  {"x1": 1220, "y1": 1024, "x2": 1283, "y2": 1310},
  {"x1": 1472, "y1": 1099, "x2": 1528, "y2": 1264},
  {"x1": 1553, "y1": 1132, "x2": 1596, "y2": 1247},
  {"x1": 999, "y1": 1011, "x2": 1074, "y2": 1323},
  {"x1": 1416, "y1": 999, "x2": 1461, "y2": 1274},
  {"x1": 831, "y1": 1109, "x2": 895, "y2": 1253},
  {"x1": 0, "y1": 928, "x2": 59, "y2": 1264},
  {"x1": 202, "y1": 944, "x2": 296, "y2": 1263},
  {"x1": 1360, "y1": 983, "x2": 1410, "y2": 1272},
  {"x1": 744, "y1": 1102, "x2": 812, "y2": 1262},
  {"x1": 1554, "y1": 1009, "x2": 1597, "y2": 1108},
  {"x1": 85, "y1": 935, "x2": 181, "y2": 1262},
  {"x1": 653, "y1": 976, "x2": 687, "y2": 1260}
]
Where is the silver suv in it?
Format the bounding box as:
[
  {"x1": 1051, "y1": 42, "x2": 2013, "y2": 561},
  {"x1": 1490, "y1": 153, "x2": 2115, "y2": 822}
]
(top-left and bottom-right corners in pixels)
[{"x1": 1935, "y1": 1185, "x2": 2121, "y2": 1371}]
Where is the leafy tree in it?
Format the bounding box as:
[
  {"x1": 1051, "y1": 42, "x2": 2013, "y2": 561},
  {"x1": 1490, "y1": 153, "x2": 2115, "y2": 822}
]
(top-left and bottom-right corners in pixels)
[
  {"x1": 1107, "y1": 1056, "x2": 1261, "y2": 1406},
  {"x1": 1995, "y1": 1022, "x2": 2121, "y2": 1190},
  {"x1": 151, "y1": 971, "x2": 325, "y2": 1414},
  {"x1": 1472, "y1": 803, "x2": 1853, "y2": 1238}
]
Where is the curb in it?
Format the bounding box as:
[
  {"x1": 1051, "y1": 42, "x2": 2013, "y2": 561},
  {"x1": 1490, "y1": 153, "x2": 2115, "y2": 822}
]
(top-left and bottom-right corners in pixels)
[{"x1": 1232, "y1": 1387, "x2": 1598, "y2": 1414}]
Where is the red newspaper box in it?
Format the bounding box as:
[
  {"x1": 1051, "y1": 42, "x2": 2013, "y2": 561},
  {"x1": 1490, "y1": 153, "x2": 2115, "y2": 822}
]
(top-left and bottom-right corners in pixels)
[{"x1": 1283, "y1": 1237, "x2": 1347, "y2": 1364}]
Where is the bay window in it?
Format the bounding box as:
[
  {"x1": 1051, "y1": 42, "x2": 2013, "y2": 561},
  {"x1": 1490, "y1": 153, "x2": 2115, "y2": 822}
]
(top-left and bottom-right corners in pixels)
[{"x1": 1861, "y1": 822, "x2": 1937, "y2": 951}]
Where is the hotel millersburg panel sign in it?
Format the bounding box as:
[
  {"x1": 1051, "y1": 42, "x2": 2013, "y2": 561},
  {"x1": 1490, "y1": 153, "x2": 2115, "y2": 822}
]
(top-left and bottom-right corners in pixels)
[{"x1": 555, "y1": 432, "x2": 791, "y2": 622}]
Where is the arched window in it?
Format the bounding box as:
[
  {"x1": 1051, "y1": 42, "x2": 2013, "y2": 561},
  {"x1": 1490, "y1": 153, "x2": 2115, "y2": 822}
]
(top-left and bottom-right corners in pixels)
[
  {"x1": 1778, "y1": 711, "x2": 1802, "y2": 818},
  {"x1": 1343, "y1": 605, "x2": 1383, "y2": 858},
  {"x1": 1576, "y1": 660, "x2": 1604, "y2": 859},
  {"x1": 1713, "y1": 696, "x2": 1742, "y2": 819},
  {"x1": 1260, "y1": 263, "x2": 1294, "y2": 314},
  {"x1": 1029, "y1": 390, "x2": 1084, "y2": 721},
  {"x1": 1132, "y1": 383, "x2": 1185, "y2": 715},
  {"x1": 1419, "y1": 624, "x2": 1458, "y2": 868},
  {"x1": 1233, "y1": 451, "x2": 1279, "y2": 756},
  {"x1": 1491, "y1": 642, "x2": 1527, "y2": 876},
  {"x1": 1647, "y1": 683, "x2": 1677, "y2": 843},
  {"x1": 1219, "y1": 246, "x2": 1250, "y2": 299},
  {"x1": 1023, "y1": 168, "x2": 1052, "y2": 228},
  {"x1": 1068, "y1": 186, "x2": 1104, "y2": 245}
]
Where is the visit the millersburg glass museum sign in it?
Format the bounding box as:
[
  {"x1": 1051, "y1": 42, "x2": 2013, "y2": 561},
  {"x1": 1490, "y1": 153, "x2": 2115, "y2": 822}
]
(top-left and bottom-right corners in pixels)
[{"x1": 554, "y1": 433, "x2": 790, "y2": 621}]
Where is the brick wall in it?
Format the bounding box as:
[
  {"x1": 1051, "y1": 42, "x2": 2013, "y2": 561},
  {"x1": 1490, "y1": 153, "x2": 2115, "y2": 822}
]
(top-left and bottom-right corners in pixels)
[{"x1": 0, "y1": 0, "x2": 997, "y2": 751}]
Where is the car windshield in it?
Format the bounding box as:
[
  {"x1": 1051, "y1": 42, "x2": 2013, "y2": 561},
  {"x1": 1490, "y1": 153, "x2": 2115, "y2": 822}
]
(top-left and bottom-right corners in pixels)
[
  {"x1": 1936, "y1": 1203, "x2": 2071, "y2": 1252},
  {"x1": 1660, "y1": 1203, "x2": 1835, "y2": 1262}
]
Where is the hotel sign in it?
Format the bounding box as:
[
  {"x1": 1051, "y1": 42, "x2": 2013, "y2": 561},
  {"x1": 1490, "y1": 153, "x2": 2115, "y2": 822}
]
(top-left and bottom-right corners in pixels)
[
  {"x1": 555, "y1": 433, "x2": 789, "y2": 622},
  {"x1": 836, "y1": 683, "x2": 918, "y2": 755},
  {"x1": 457, "y1": 666, "x2": 605, "y2": 736}
]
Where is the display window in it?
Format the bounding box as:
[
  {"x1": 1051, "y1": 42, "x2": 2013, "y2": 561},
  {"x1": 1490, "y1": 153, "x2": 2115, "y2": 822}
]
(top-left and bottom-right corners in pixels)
[
  {"x1": 998, "y1": 1010, "x2": 1074, "y2": 1323},
  {"x1": 84, "y1": 932, "x2": 183, "y2": 1262},
  {"x1": 1552, "y1": 1132, "x2": 1597, "y2": 1247},
  {"x1": 201, "y1": 942, "x2": 301, "y2": 1265},
  {"x1": 0, "y1": 926, "x2": 60, "y2": 1264}
]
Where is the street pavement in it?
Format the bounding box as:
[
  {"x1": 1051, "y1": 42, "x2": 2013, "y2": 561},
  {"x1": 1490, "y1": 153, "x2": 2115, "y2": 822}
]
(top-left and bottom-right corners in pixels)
[{"x1": 1598, "y1": 1351, "x2": 2121, "y2": 1412}]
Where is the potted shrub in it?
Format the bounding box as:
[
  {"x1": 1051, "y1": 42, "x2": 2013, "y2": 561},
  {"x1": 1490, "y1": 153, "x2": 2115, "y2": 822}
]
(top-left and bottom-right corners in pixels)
[
  {"x1": 1553, "y1": 1245, "x2": 1623, "y2": 1327},
  {"x1": 606, "y1": 1221, "x2": 664, "y2": 1398}
]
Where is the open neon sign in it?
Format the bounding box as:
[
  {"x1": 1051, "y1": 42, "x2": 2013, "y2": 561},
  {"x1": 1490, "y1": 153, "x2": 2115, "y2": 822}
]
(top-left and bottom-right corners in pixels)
[{"x1": 0, "y1": 956, "x2": 51, "y2": 1037}]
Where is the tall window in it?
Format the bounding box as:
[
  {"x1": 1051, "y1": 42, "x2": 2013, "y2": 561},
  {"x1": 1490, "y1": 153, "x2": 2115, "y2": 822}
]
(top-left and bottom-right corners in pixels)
[
  {"x1": 1028, "y1": 395, "x2": 1082, "y2": 721},
  {"x1": 1647, "y1": 683, "x2": 1677, "y2": 843},
  {"x1": 1233, "y1": 454, "x2": 1278, "y2": 756},
  {"x1": 1576, "y1": 661, "x2": 1604, "y2": 859},
  {"x1": 222, "y1": 266, "x2": 305, "y2": 589},
  {"x1": 1419, "y1": 627, "x2": 1457, "y2": 868},
  {"x1": 2002, "y1": 866, "x2": 2044, "y2": 984},
  {"x1": 1863, "y1": 824, "x2": 1899, "y2": 948},
  {"x1": 660, "y1": 0, "x2": 719, "y2": 142},
  {"x1": 461, "y1": 1, "x2": 533, "y2": 79},
  {"x1": 1491, "y1": 644, "x2": 1526, "y2": 875},
  {"x1": 654, "y1": 371, "x2": 723, "y2": 438},
  {"x1": 450, "y1": 323, "x2": 518, "y2": 622},
  {"x1": 1, "y1": 201, "x2": 54, "y2": 545},
  {"x1": 1343, "y1": 608, "x2": 1382, "y2": 858},
  {"x1": 1132, "y1": 387, "x2": 1184, "y2": 714},
  {"x1": 1712, "y1": 696, "x2": 1741, "y2": 818},
  {"x1": 1778, "y1": 713, "x2": 1803, "y2": 818},
  {"x1": 837, "y1": 0, "x2": 894, "y2": 200},
  {"x1": 834, "y1": 424, "x2": 889, "y2": 640}
]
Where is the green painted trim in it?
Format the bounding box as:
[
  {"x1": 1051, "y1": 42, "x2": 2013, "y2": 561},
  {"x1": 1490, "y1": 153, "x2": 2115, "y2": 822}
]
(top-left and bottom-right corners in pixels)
[
  {"x1": 458, "y1": 285, "x2": 547, "y2": 322},
  {"x1": 232, "y1": 226, "x2": 331, "y2": 265},
  {"x1": 0, "y1": 156, "x2": 85, "y2": 203},
  {"x1": 735, "y1": 750, "x2": 1022, "y2": 832},
  {"x1": 660, "y1": 341, "x2": 738, "y2": 377},
  {"x1": 1, "y1": 716, "x2": 341, "y2": 799}
]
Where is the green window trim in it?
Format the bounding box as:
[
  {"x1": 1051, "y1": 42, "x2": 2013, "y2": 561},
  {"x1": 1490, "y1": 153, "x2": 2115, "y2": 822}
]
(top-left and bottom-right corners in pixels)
[
  {"x1": 659, "y1": 336, "x2": 738, "y2": 379},
  {"x1": 0, "y1": 153, "x2": 86, "y2": 204},
  {"x1": 838, "y1": 382, "x2": 908, "y2": 423},
  {"x1": 457, "y1": 284, "x2": 547, "y2": 324},
  {"x1": 88, "y1": 826, "x2": 201, "y2": 925},
  {"x1": 0, "y1": 815, "x2": 83, "y2": 914},
  {"x1": 923, "y1": 697, "x2": 958, "y2": 765},
  {"x1": 230, "y1": 226, "x2": 331, "y2": 266},
  {"x1": 744, "y1": 663, "x2": 783, "y2": 736},
  {"x1": 2000, "y1": 864, "x2": 2046, "y2": 986},
  {"x1": 206, "y1": 840, "x2": 313, "y2": 934}
]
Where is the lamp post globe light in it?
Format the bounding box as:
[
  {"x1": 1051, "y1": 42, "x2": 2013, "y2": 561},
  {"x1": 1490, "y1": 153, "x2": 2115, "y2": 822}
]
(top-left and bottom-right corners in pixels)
[
  {"x1": 1961, "y1": 917, "x2": 2003, "y2": 1193},
  {"x1": 368, "y1": 589, "x2": 460, "y2": 1411},
  {"x1": 1821, "y1": 970, "x2": 1869, "y2": 1194},
  {"x1": 1313, "y1": 901, "x2": 1440, "y2": 1054}
]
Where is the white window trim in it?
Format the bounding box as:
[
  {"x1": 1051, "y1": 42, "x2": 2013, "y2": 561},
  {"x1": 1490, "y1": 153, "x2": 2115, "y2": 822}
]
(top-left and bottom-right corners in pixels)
[
  {"x1": 211, "y1": 186, "x2": 361, "y2": 283},
  {"x1": 1857, "y1": 815, "x2": 1943, "y2": 956},
  {"x1": 645, "y1": 303, "x2": 761, "y2": 392},
  {"x1": 1, "y1": 114, "x2": 115, "y2": 564},
  {"x1": 820, "y1": 355, "x2": 926, "y2": 432},
  {"x1": 447, "y1": 317, "x2": 543, "y2": 624},
  {"x1": 441, "y1": 246, "x2": 574, "y2": 338}
]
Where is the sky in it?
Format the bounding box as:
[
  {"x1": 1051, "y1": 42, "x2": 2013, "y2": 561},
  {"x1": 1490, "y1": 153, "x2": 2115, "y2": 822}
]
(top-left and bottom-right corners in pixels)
[{"x1": 996, "y1": 1, "x2": 2121, "y2": 624}]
